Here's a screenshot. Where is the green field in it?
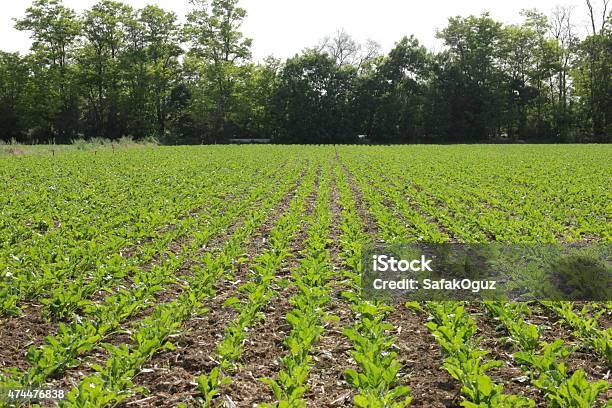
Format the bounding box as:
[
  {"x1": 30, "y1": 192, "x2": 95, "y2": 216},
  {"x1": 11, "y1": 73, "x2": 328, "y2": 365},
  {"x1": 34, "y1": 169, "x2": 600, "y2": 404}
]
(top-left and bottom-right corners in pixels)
[{"x1": 0, "y1": 145, "x2": 610, "y2": 407}]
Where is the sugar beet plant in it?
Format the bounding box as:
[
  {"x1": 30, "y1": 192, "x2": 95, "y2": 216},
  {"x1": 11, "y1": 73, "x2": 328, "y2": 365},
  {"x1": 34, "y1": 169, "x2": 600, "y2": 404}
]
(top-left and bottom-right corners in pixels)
[
  {"x1": 335, "y1": 162, "x2": 413, "y2": 407},
  {"x1": 485, "y1": 301, "x2": 609, "y2": 407},
  {"x1": 194, "y1": 160, "x2": 319, "y2": 407},
  {"x1": 541, "y1": 301, "x2": 611, "y2": 365},
  {"x1": 0, "y1": 159, "x2": 300, "y2": 391},
  {"x1": 260, "y1": 160, "x2": 335, "y2": 407},
  {"x1": 414, "y1": 301, "x2": 535, "y2": 407}
]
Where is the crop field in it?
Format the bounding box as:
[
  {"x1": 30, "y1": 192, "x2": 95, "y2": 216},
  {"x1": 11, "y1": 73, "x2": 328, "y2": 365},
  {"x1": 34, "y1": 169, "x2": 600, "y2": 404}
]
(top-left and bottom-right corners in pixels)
[{"x1": 0, "y1": 144, "x2": 610, "y2": 407}]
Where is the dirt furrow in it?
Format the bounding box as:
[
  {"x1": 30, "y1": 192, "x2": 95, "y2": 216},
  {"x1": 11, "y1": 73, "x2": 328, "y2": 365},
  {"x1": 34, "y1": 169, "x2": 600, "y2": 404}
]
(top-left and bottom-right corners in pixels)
[
  {"x1": 305, "y1": 169, "x2": 357, "y2": 407},
  {"x1": 388, "y1": 304, "x2": 462, "y2": 407},
  {"x1": 116, "y1": 167, "x2": 311, "y2": 407},
  {"x1": 218, "y1": 166, "x2": 321, "y2": 408},
  {"x1": 335, "y1": 155, "x2": 461, "y2": 407}
]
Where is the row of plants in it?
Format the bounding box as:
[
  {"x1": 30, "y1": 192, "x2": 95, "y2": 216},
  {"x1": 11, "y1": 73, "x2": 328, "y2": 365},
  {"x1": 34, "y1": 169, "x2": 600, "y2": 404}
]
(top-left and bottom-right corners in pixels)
[
  {"x1": 541, "y1": 301, "x2": 611, "y2": 364},
  {"x1": 416, "y1": 301, "x2": 535, "y2": 407},
  {"x1": 484, "y1": 301, "x2": 609, "y2": 407},
  {"x1": 334, "y1": 162, "x2": 413, "y2": 407},
  {"x1": 260, "y1": 160, "x2": 335, "y2": 407},
  {"x1": 0, "y1": 157, "x2": 303, "y2": 392},
  {"x1": 57, "y1": 154, "x2": 314, "y2": 407},
  {"x1": 195, "y1": 160, "x2": 320, "y2": 407}
]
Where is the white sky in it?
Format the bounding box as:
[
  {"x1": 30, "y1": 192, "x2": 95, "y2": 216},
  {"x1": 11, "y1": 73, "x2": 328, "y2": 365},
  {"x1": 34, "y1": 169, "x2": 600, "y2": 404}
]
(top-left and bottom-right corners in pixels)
[{"x1": 0, "y1": 0, "x2": 596, "y2": 61}]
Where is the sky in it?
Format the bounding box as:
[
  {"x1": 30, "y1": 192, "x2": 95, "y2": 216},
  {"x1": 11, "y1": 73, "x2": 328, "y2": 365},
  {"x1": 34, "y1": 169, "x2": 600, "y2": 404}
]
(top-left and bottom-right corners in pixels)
[{"x1": 0, "y1": 0, "x2": 595, "y2": 61}]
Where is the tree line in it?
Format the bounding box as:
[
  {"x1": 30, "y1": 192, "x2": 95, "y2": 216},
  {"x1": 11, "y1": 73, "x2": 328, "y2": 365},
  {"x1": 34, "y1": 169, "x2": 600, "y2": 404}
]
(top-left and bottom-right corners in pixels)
[{"x1": 0, "y1": 0, "x2": 610, "y2": 144}]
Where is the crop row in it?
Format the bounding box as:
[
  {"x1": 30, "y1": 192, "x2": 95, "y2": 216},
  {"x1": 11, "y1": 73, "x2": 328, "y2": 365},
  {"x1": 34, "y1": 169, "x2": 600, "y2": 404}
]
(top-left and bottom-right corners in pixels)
[
  {"x1": 195, "y1": 160, "x2": 319, "y2": 406},
  {"x1": 58, "y1": 154, "x2": 311, "y2": 407}
]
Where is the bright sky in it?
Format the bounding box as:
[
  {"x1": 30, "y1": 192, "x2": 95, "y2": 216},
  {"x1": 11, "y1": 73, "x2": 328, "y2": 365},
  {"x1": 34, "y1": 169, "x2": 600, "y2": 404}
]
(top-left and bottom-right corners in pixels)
[{"x1": 0, "y1": 0, "x2": 595, "y2": 61}]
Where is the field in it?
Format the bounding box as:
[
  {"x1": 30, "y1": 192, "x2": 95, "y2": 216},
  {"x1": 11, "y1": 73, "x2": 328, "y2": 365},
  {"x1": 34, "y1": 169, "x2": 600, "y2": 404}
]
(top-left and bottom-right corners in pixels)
[{"x1": 0, "y1": 144, "x2": 610, "y2": 407}]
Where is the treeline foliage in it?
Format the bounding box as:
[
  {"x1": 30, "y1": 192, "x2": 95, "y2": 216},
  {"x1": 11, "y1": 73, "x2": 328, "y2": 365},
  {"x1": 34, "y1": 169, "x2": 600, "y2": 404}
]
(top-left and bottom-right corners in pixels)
[{"x1": 0, "y1": 0, "x2": 610, "y2": 144}]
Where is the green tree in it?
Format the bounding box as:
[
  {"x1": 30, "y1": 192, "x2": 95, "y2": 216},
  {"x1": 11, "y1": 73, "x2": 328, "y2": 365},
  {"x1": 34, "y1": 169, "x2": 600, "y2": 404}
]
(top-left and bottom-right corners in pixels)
[
  {"x1": 520, "y1": 10, "x2": 559, "y2": 139},
  {"x1": 573, "y1": 1, "x2": 611, "y2": 141},
  {"x1": 436, "y1": 13, "x2": 507, "y2": 141},
  {"x1": 15, "y1": 0, "x2": 81, "y2": 141},
  {"x1": 184, "y1": 0, "x2": 252, "y2": 142},
  {"x1": 355, "y1": 36, "x2": 431, "y2": 143},
  {"x1": 141, "y1": 6, "x2": 182, "y2": 138},
  {"x1": 272, "y1": 51, "x2": 358, "y2": 143},
  {"x1": 549, "y1": 6, "x2": 578, "y2": 140},
  {"x1": 0, "y1": 52, "x2": 30, "y2": 140},
  {"x1": 79, "y1": 0, "x2": 134, "y2": 139},
  {"x1": 120, "y1": 5, "x2": 182, "y2": 138},
  {"x1": 231, "y1": 58, "x2": 280, "y2": 138},
  {"x1": 500, "y1": 24, "x2": 537, "y2": 140}
]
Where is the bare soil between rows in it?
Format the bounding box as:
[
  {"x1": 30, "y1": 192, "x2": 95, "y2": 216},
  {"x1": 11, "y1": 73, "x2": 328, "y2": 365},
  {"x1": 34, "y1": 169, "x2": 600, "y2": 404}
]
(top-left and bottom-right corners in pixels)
[{"x1": 116, "y1": 165, "x2": 316, "y2": 407}]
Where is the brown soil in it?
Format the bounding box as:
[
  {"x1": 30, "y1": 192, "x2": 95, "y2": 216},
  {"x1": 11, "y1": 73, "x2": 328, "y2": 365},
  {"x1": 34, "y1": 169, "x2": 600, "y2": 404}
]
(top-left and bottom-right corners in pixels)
[
  {"x1": 218, "y1": 167, "x2": 321, "y2": 408},
  {"x1": 0, "y1": 304, "x2": 57, "y2": 372},
  {"x1": 219, "y1": 284, "x2": 296, "y2": 408},
  {"x1": 114, "y1": 166, "x2": 314, "y2": 407},
  {"x1": 388, "y1": 303, "x2": 462, "y2": 407},
  {"x1": 304, "y1": 171, "x2": 357, "y2": 407}
]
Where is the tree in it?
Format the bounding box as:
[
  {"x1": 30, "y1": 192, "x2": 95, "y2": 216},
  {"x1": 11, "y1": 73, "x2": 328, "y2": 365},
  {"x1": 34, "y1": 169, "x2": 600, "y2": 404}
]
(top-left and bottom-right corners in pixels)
[
  {"x1": 0, "y1": 52, "x2": 30, "y2": 140},
  {"x1": 121, "y1": 5, "x2": 182, "y2": 138},
  {"x1": 573, "y1": 1, "x2": 611, "y2": 141},
  {"x1": 141, "y1": 6, "x2": 182, "y2": 138},
  {"x1": 232, "y1": 58, "x2": 280, "y2": 138},
  {"x1": 549, "y1": 6, "x2": 578, "y2": 139},
  {"x1": 317, "y1": 29, "x2": 382, "y2": 70},
  {"x1": 319, "y1": 29, "x2": 360, "y2": 66},
  {"x1": 15, "y1": 0, "x2": 81, "y2": 141},
  {"x1": 437, "y1": 13, "x2": 507, "y2": 141},
  {"x1": 79, "y1": 0, "x2": 134, "y2": 139},
  {"x1": 519, "y1": 10, "x2": 559, "y2": 139},
  {"x1": 500, "y1": 23, "x2": 538, "y2": 140},
  {"x1": 272, "y1": 51, "x2": 358, "y2": 143},
  {"x1": 355, "y1": 36, "x2": 431, "y2": 143},
  {"x1": 184, "y1": 0, "x2": 252, "y2": 142}
]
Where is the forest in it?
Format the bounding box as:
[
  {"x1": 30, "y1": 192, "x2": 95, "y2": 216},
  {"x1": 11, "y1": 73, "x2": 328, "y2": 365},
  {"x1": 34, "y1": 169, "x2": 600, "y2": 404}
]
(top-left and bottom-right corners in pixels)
[{"x1": 0, "y1": 0, "x2": 610, "y2": 145}]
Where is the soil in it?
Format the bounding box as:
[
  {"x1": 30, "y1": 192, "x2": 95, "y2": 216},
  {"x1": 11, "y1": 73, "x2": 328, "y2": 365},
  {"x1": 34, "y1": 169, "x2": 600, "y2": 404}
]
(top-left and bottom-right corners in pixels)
[
  {"x1": 388, "y1": 303, "x2": 462, "y2": 407},
  {"x1": 217, "y1": 167, "x2": 321, "y2": 407},
  {"x1": 304, "y1": 172, "x2": 357, "y2": 407},
  {"x1": 115, "y1": 167, "x2": 315, "y2": 407},
  {"x1": 0, "y1": 303, "x2": 57, "y2": 372}
]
